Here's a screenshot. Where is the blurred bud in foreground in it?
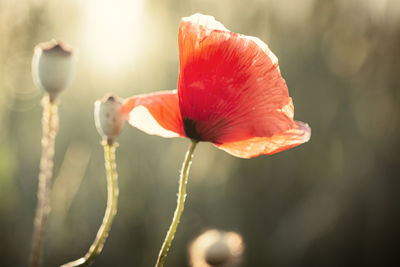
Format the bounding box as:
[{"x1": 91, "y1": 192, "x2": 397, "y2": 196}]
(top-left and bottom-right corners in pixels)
[
  {"x1": 189, "y1": 229, "x2": 244, "y2": 267},
  {"x1": 32, "y1": 39, "x2": 77, "y2": 101},
  {"x1": 94, "y1": 94, "x2": 126, "y2": 145}
]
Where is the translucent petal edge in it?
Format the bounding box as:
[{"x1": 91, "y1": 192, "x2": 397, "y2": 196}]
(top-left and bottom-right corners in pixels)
[
  {"x1": 121, "y1": 90, "x2": 184, "y2": 138},
  {"x1": 215, "y1": 121, "x2": 311, "y2": 158}
]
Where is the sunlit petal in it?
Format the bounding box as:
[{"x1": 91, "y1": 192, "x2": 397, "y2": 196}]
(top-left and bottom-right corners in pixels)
[
  {"x1": 178, "y1": 14, "x2": 293, "y2": 143},
  {"x1": 121, "y1": 90, "x2": 185, "y2": 138},
  {"x1": 215, "y1": 121, "x2": 311, "y2": 158}
]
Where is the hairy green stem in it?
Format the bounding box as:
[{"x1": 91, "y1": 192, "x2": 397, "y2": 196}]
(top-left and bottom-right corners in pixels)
[
  {"x1": 31, "y1": 95, "x2": 59, "y2": 267},
  {"x1": 60, "y1": 143, "x2": 119, "y2": 267},
  {"x1": 155, "y1": 140, "x2": 198, "y2": 267}
]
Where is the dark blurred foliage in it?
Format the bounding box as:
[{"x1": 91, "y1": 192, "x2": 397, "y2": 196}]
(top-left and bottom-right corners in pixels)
[{"x1": 0, "y1": 0, "x2": 399, "y2": 266}]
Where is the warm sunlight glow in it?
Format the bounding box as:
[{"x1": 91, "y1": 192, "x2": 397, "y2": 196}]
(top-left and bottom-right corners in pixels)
[{"x1": 82, "y1": 0, "x2": 144, "y2": 73}]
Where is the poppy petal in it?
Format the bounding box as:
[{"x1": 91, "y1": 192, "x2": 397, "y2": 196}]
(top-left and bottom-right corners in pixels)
[
  {"x1": 215, "y1": 121, "x2": 311, "y2": 158},
  {"x1": 121, "y1": 90, "x2": 185, "y2": 138},
  {"x1": 178, "y1": 14, "x2": 294, "y2": 144}
]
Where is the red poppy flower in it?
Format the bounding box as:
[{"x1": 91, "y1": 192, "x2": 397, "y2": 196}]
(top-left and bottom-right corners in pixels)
[{"x1": 121, "y1": 13, "x2": 311, "y2": 158}]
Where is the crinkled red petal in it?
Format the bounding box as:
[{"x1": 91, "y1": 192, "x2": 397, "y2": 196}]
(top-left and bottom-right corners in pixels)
[
  {"x1": 215, "y1": 121, "x2": 311, "y2": 158},
  {"x1": 121, "y1": 90, "x2": 185, "y2": 138},
  {"x1": 178, "y1": 14, "x2": 294, "y2": 144}
]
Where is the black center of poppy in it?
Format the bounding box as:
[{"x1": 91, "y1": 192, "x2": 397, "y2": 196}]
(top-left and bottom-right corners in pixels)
[{"x1": 182, "y1": 118, "x2": 203, "y2": 141}]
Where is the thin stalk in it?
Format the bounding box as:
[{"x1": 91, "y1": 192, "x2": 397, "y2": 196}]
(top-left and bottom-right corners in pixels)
[
  {"x1": 60, "y1": 143, "x2": 119, "y2": 267},
  {"x1": 31, "y1": 95, "x2": 59, "y2": 267},
  {"x1": 156, "y1": 140, "x2": 198, "y2": 267}
]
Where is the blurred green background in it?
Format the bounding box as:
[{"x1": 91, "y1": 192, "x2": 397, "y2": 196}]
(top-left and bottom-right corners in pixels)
[{"x1": 1, "y1": 0, "x2": 399, "y2": 266}]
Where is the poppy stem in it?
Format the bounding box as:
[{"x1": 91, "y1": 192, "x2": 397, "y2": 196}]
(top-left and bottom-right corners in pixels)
[
  {"x1": 31, "y1": 95, "x2": 59, "y2": 267},
  {"x1": 60, "y1": 142, "x2": 119, "y2": 267},
  {"x1": 155, "y1": 139, "x2": 198, "y2": 267}
]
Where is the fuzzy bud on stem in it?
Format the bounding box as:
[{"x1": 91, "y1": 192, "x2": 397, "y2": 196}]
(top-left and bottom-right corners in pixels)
[
  {"x1": 189, "y1": 229, "x2": 244, "y2": 267},
  {"x1": 94, "y1": 94, "x2": 126, "y2": 145},
  {"x1": 32, "y1": 39, "x2": 77, "y2": 101}
]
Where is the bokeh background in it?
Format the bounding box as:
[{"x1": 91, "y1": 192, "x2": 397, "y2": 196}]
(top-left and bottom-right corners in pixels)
[{"x1": 1, "y1": 0, "x2": 399, "y2": 266}]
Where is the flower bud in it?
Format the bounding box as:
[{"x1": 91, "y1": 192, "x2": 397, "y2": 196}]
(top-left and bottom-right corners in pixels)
[
  {"x1": 32, "y1": 39, "x2": 77, "y2": 101},
  {"x1": 94, "y1": 94, "x2": 126, "y2": 145},
  {"x1": 189, "y1": 229, "x2": 244, "y2": 267}
]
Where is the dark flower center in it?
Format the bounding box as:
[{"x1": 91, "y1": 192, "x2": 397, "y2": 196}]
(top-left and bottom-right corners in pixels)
[{"x1": 182, "y1": 118, "x2": 203, "y2": 141}]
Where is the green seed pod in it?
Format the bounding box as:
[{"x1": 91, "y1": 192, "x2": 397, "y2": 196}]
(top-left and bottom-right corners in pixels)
[
  {"x1": 94, "y1": 94, "x2": 126, "y2": 145},
  {"x1": 32, "y1": 40, "x2": 77, "y2": 101}
]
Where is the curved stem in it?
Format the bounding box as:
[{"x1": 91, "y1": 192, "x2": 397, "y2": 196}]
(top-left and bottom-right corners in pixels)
[
  {"x1": 31, "y1": 95, "x2": 59, "y2": 267},
  {"x1": 60, "y1": 143, "x2": 119, "y2": 267},
  {"x1": 155, "y1": 140, "x2": 198, "y2": 267}
]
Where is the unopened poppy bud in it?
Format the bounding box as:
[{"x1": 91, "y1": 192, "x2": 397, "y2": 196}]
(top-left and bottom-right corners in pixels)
[
  {"x1": 32, "y1": 39, "x2": 77, "y2": 101},
  {"x1": 189, "y1": 229, "x2": 244, "y2": 267},
  {"x1": 205, "y1": 240, "x2": 231, "y2": 265},
  {"x1": 94, "y1": 94, "x2": 126, "y2": 145}
]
